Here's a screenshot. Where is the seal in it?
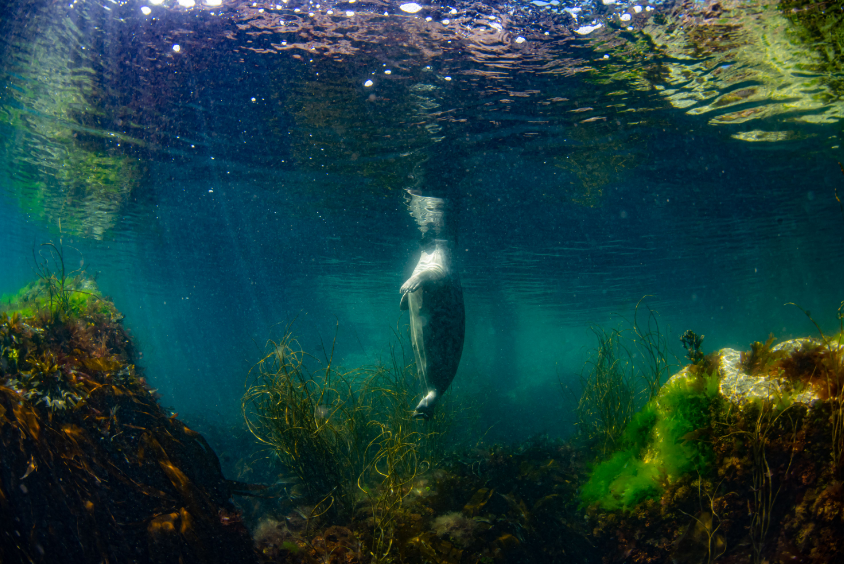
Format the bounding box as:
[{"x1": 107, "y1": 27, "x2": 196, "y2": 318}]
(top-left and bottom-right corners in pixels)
[{"x1": 400, "y1": 236, "x2": 465, "y2": 419}]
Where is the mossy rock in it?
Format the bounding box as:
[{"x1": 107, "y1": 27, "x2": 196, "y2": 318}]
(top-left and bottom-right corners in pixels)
[{"x1": 580, "y1": 369, "x2": 721, "y2": 511}]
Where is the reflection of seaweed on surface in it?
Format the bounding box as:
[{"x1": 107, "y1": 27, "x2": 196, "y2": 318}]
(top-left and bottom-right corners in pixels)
[
  {"x1": 780, "y1": 0, "x2": 844, "y2": 103},
  {"x1": 0, "y1": 265, "x2": 255, "y2": 563}
]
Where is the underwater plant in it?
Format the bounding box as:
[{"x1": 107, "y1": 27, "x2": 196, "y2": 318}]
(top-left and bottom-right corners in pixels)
[
  {"x1": 740, "y1": 334, "x2": 786, "y2": 376},
  {"x1": 681, "y1": 330, "x2": 705, "y2": 364},
  {"x1": 740, "y1": 399, "x2": 797, "y2": 564},
  {"x1": 0, "y1": 244, "x2": 135, "y2": 417},
  {"x1": 358, "y1": 418, "x2": 423, "y2": 563},
  {"x1": 631, "y1": 297, "x2": 673, "y2": 402},
  {"x1": 672, "y1": 477, "x2": 728, "y2": 564},
  {"x1": 785, "y1": 302, "x2": 844, "y2": 471},
  {"x1": 579, "y1": 367, "x2": 722, "y2": 511},
  {"x1": 9, "y1": 351, "x2": 84, "y2": 411},
  {"x1": 0, "y1": 241, "x2": 114, "y2": 325},
  {"x1": 242, "y1": 326, "x2": 362, "y2": 520},
  {"x1": 243, "y1": 324, "x2": 463, "y2": 561},
  {"x1": 573, "y1": 326, "x2": 636, "y2": 455},
  {"x1": 431, "y1": 511, "x2": 477, "y2": 548},
  {"x1": 0, "y1": 270, "x2": 253, "y2": 563},
  {"x1": 583, "y1": 324, "x2": 844, "y2": 564}
]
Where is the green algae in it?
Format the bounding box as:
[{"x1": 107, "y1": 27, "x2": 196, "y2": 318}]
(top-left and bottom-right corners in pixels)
[
  {"x1": 580, "y1": 370, "x2": 722, "y2": 511},
  {"x1": 0, "y1": 277, "x2": 114, "y2": 321},
  {"x1": 0, "y1": 242, "x2": 120, "y2": 324}
]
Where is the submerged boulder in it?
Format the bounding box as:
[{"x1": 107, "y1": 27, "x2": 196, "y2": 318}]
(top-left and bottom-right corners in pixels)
[
  {"x1": 582, "y1": 333, "x2": 844, "y2": 563},
  {"x1": 668, "y1": 337, "x2": 839, "y2": 405}
]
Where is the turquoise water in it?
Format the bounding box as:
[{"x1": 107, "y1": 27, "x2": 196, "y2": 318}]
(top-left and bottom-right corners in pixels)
[{"x1": 1, "y1": 0, "x2": 843, "y2": 443}]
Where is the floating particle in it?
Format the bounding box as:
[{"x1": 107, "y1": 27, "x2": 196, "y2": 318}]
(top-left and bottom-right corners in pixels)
[
  {"x1": 206, "y1": 0, "x2": 222, "y2": 5},
  {"x1": 177, "y1": 0, "x2": 195, "y2": 7},
  {"x1": 364, "y1": 79, "x2": 374, "y2": 87},
  {"x1": 399, "y1": 2, "x2": 422, "y2": 13},
  {"x1": 633, "y1": 5, "x2": 642, "y2": 12},
  {"x1": 173, "y1": 44, "x2": 181, "y2": 52},
  {"x1": 620, "y1": 13, "x2": 631, "y2": 20},
  {"x1": 141, "y1": 6, "x2": 151, "y2": 14},
  {"x1": 515, "y1": 36, "x2": 525, "y2": 43}
]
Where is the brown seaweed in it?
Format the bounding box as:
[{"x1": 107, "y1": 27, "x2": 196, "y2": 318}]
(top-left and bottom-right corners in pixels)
[{"x1": 0, "y1": 276, "x2": 255, "y2": 564}]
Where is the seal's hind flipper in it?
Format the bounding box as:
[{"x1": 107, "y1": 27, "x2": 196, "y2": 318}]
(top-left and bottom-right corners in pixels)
[{"x1": 412, "y1": 390, "x2": 437, "y2": 420}]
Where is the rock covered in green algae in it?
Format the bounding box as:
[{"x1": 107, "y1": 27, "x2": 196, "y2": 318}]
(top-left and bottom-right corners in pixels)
[{"x1": 582, "y1": 334, "x2": 844, "y2": 564}]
